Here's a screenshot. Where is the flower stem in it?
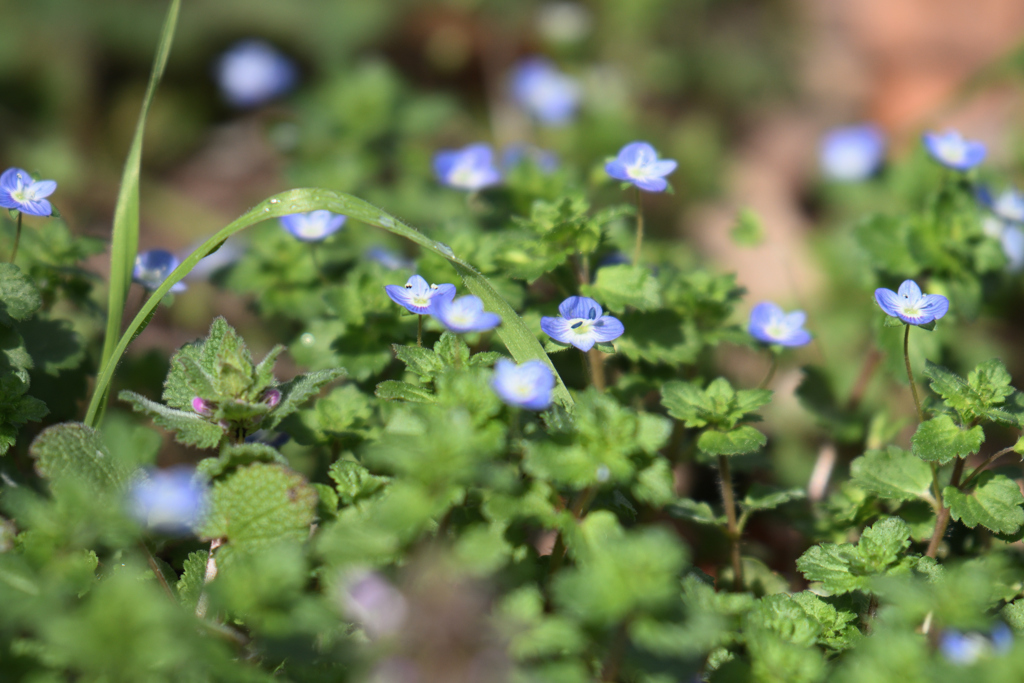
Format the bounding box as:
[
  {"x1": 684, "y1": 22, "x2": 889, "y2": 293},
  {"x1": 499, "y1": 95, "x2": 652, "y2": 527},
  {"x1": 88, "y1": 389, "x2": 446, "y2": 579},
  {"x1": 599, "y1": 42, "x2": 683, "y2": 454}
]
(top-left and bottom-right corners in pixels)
[
  {"x1": 717, "y1": 455, "x2": 743, "y2": 591},
  {"x1": 758, "y1": 352, "x2": 778, "y2": 390},
  {"x1": 633, "y1": 187, "x2": 644, "y2": 267},
  {"x1": 925, "y1": 457, "x2": 965, "y2": 559},
  {"x1": 310, "y1": 243, "x2": 328, "y2": 284},
  {"x1": 417, "y1": 314, "x2": 423, "y2": 348},
  {"x1": 903, "y1": 324, "x2": 925, "y2": 423},
  {"x1": 587, "y1": 347, "x2": 606, "y2": 392},
  {"x1": 959, "y1": 446, "x2": 1016, "y2": 490},
  {"x1": 9, "y1": 212, "x2": 22, "y2": 264}
]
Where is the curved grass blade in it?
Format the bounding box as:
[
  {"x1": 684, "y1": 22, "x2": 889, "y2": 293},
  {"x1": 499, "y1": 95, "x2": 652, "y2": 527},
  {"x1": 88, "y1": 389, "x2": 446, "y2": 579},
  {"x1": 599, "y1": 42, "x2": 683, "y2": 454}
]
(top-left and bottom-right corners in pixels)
[
  {"x1": 95, "y1": 0, "x2": 180, "y2": 417},
  {"x1": 84, "y1": 188, "x2": 574, "y2": 426}
]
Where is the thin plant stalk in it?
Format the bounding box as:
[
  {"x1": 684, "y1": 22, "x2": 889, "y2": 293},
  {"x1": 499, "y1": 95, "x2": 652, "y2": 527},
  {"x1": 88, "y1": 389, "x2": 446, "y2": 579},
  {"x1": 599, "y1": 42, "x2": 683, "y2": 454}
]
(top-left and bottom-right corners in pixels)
[
  {"x1": 587, "y1": 348, "x2": 606, "y2": 392},
  {"x1": 633, "y1": 187, "x2": 644, "y2": 267},
  {"x1": 903, "y1": 324, "x2": 925, "y2": 423},
  {"x1": 758, "y1": 352, "x2": 778, "y2": 390},
  {"x1": 417, "y1": 314, "x2": 423, "y2": 348},
  {"x1": 925, "y1": 457, "x2": 966, "y2": 558},
  {"x1": 9, "y1": 212, "x2": 22, "y2": 263},
  {"x1": 717, "y1": 455, "x2": 743, "y2": 591}
]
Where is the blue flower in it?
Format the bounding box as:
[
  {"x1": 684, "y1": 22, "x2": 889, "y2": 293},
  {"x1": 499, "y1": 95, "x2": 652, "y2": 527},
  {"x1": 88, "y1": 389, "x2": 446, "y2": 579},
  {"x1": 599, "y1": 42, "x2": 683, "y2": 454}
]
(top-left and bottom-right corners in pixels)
[
  {"x1": 604, "y1": 142, "x2": 677, "y2": 193},
  {"x1": 875, "y1": 280, "x2": 949, "y2": 325},
  {"x1": 433, "y1": 295, "x2": 501, "y2": 333},
  {"x1": 922, "y1": 129, "x2": 986, "y2": 171},
  {"x1": 491, "y1": 358, "x2": 555, "y2": 410},
  {"x1": 540, "y1": 296, "x2": 624, "y2": 352},
  {"x1": 128, "y1": 466, "x2": 207, "y2": 534},
  {"x1": 819, "y1": 124, "x2": 885, "y2": 181},
  {"x1": 501, "y1": 144, "x2": 559, "y2": 173},
  {"x1": 182, "y1": 238, "x2": 245, "y2": 280},
  {"x1": 509, "y1": 58, "x2": 581, "y2": 125},
  {"x1": 133, "y1": 250, "x2": 187, "y2": 293},
  {"x1": 384, "y1": 275, "x2": 456, "y2": 315},
  {"x1": 976, "y1": 186, "x2": 1024, "y2": 223},
  {"x1": 433, "y1": 143, "x2": 502, "y2": 191},
  {"x1": 279, "y1": 210, "x2": 347, "y2": 242},
  {"x1": 215, "y1": 39, "x2": 298, "y2": 109},
  {"x1": 0, "y1": 167, "x2": 57, "y2": 216},
  {"x1": 1002, "y1": 225, "x2": 1024, "y2": 272},
  {"x1": 366, "y1": 246, "x2": 414, "y2": 271},
  {"x1": 940, "y1": 624, "x2": 1012, "y2": 665},
  {"x1": 748, "y1": 302, "x2": 812, "y2": 347}
]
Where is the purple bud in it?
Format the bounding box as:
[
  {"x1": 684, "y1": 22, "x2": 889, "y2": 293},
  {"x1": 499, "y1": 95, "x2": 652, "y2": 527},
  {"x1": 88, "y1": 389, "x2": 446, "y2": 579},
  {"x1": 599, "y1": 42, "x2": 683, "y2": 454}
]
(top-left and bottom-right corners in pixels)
[
  {"x1": 263, "y1": 388, "x2": 281, "y2": 408},
  {"x1": 191, "y1": 397, "x2": 211, "y2": 415}
]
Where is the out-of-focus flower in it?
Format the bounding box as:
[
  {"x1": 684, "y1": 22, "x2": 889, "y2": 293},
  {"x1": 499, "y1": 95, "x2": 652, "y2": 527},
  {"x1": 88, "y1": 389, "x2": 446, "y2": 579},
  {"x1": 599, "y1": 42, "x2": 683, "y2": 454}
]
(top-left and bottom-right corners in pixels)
[
  {"x1": 1002, "y1": 225, "x2": 1024, "y2": 272},
  {"x1": 922, "y1": 129, "x2": 986, "y2": 171},
  {"x1": 339, "y1": 569, "x2": 408, "y2": 639},
  {"x1": 819, "y1": 124, "x2": 886, "y2": 181},
  {"x1": 279, "y1": 210, "x2": 346, "y2": 242},
  {"x1": 129, "y1": 467, "x2": 207, "y2": 534},
  {"x1": 940, "y1": 623, "x2": 1012, "y2": 665},
  {"x1": 433, "y1": 295, "x2": 501, "y2": 333},
  {"x1": 366, "y1": 246, "x2": 414, "y2": 271},
  {"x1": 509, "y1": 58, "x2": 581, "y2": 125},
  {"x1": 182, "y1": 238, "x2": 246, "y2": 281},
  {"x1": 491, "y1": 359, "x2": 554, "y2": 411},
  {"x1": 133, "y1": 250, "x2": 187, "y2": 293},
  {"x1": 501, "y1": 144, "x2": 559, "y2": 173},
  {"x1": 874, "y1": 280, "x2": 949, "y2": 325},
  {"x1": 384, "y1": 275, "x2": 456, "y2": 316},
  {"x1": 215, "y1": 39, "x2": 298, "y2": 108},
  {"x1": 540, "y1": 296, "x2": 624, "y2": 352},
  {"x1": 605, "y1": 142, "x2": 677, "y2": 193},
  {"x1": 977, "y1": 186, "x2": 1024, "y2": 223},
  {"x1": 0, "y1": 167, "x2": 56, "y2": 216},
  {"x1": 537, "y1": 2, "x2": 594, "y2": 44},
  {"x1": 433, "y1": 143, "x2": 502, "y2": 191},
  {"x1": 748, "y1": 302, "x2": 812, "y2": 347}
]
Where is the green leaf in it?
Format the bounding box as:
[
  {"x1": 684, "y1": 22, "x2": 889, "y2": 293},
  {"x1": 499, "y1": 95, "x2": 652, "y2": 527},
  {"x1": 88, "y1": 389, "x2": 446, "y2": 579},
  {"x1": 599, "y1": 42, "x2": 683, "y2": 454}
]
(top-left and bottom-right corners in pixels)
[
  {"x1": 96, "y1": 0, "x2": 181, "y2": 417},
  {"x1": 264, "y1": 368, "x2": 346, "y2": 429},
  {"x1": 662, "y1": 377, "x2": 770, "y2": 432},
  {"x1": 730, "y1": 208, "x2": 765, "y2": 247},
  {"x1": 923, "y1": 359, "x2": 1019, "y2": 424},
  {"x1": 698, "y1": 425, "x2": 766, "y2": 456},
  {"x1": 579, "y1": 264, "x2": 661, "y2": 313},
  {"x1": 911, "y1": 415, "x2": 984, "y2": 464},
  {"x1": 374, "y1": 380, "x2": 435, "y2": 403},
  {"x1": 393, "y1": 344, "x2": 443, "y2": 379},
  {"x1": 328, "y1": 458, "x2": 390, "y2": 506},
  {"x1": 0, "y1": 374, "x2": 48, "y2": 455},
  {"x1": 667, "y1": 498, "x2": 726, "y2": 526},
  {"x1": 850, "y1": 445, "x2": 934, "y2": 502},
  {"x1": 19, "y1": 316, "x2": 86, "y2": 375},
  {"x1": 28, "y1": 422, "x2": 130, "y2": 492},
  {"x1": 175, "y1": 550, "x2": 208, "y2": 610},
  {"x1": 119, "y1": 390, "x2": 224, "y2": 449},
  {"x1": 196, "y1": 442, "x2": 288, "y2": 481},
  {"x1": 944, "y1": 472, "x2": 1024, "y2": 535},
  {"x1": 0, "y1": 264, "x2": 42, "y2": 326},
  {"x1": 87, "y1": 188, "x2": 575, "y2": 425},
  {"x1": 632, "y1": 458, "x2": 676, "y2": 508},
  {"x1": 739, "y1": 484, "x2": 806, "y2": 513},
  {"x1": 796, "y1": 516, "x2": 913, "y2": 595},
  {"x1": 198, "y1": 462, "x2": 318, "y2": 565}
]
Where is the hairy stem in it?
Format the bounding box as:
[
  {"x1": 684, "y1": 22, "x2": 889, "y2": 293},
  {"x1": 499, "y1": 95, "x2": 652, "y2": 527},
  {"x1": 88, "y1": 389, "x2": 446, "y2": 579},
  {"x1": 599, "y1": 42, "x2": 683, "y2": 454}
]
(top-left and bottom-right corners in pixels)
[
  {"x1": 925, "y1": 457, "x2": 966, "y2": 559},
  {"x1": 417, "y1": 314, "x2": 423, "y2": 348},
  {"x1": 758, "y1": 352, "x2": 778, "y2": 390},
  {"x1": 959, "y1": 446, "x2": 1016, "y2": 490},
  {"x1": 717, "y1": 455, "x2": 743, "y2": 591},
  {"x1": 9, "y1": 212, "x2": 22, "y2": 264},
  {"x1": 903, "y1": 324, "x2": 925, "y2": 423},
  {"x1": 587, "y1": 347, "x2": 606, "y2": 392},
  {"x1": 633, "y1": 187, "x2": 644, "y2": 267}
]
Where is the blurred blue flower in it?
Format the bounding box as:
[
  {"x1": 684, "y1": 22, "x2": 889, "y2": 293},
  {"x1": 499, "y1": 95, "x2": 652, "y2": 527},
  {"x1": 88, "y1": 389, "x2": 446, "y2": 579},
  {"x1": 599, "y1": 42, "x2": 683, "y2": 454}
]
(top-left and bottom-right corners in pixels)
[
  {"x1": 133, "y1": 250, "x2": 187, "y2": 293},
  {"x1": 215, "y1": 39, "x2": 298, "y2": 108},
  {"x1": 384, "y1": 275, "x2": 456, "y2": 315},
  {"x1": 976, "y1": 186, "x2": 1024, "y2": 223},
  {"x1": 501, "y1": 144, "x2": 559, "y2": 173},
  {"x1": 181, "y1": 238, "x2": 246, "y2": 281},
  {"x1": 875, "y1": 280, "x2": 949, "y2": 325},
  {"x1": 605, "y1": 142, "x2": 677, "y2": 193},
  {"x1": 279, "y1": 210, "x2": 347, "y2": 242},
  {"x1": 1002, "y1": 225, "x2": 1024, "y2": 272},
  {"x1": 940, "y1": 623, "x2": 1012, "y2": 665},
  {"x1": 491, "y1": 358, "x2": 555, "y2": 410},
  {"x1": 819, "y1": 124, "x2": 885, "y2": 181},
  {"x1": 433, "y1": 295, "x2": 501, "y2": 333},
  {"x1": 433, "y1": 143, "x2": 502, "y2": 191},
  {"x1": 366, "y1": 246, "x2": 414, "y2": 271},
  {"x1": 0, "y1": 167, "x2": 57, "y2": 216},
  {"x1": 129, "y1": 467, "x2": 207, "y2": 534},
  {"x1": 339, "y1": 569, "x2": 408, "y2": 639},
  {"x1": 509, "y1": 57, "x2": 581, "y2": 125},
  {"x1": 540, "y1": 296, "x2": 624, "y2": 352},
  {"x1": 922, "y1": 129, "x2": 986, "y2": 171},
  {"x1": 748, "y1": 302, "x2": 812, "y2": 347}
]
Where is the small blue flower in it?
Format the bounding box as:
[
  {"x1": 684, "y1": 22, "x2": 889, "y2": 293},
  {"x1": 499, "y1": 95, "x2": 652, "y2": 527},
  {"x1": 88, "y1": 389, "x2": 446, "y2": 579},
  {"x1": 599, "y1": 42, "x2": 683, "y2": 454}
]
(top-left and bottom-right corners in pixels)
[
  {"x1": 366, "y1": 246, "x2": 414, "y2": 271},
  {"x1": 384, "y1": 275, "x2": 456, "y2": 315},
  {"x1": 433, "y1": 295, "x2": 501, "y2": 333},
  {"x1": 940, "y1": 624, "x2": 1012, "y2": 665},
  {"x1": 977, "y1": 186, "x2": 1024, "y2": 223},
  {"x1": 509, "y1": 58, "x2": 581, "y2": 125},
  {"x1": 215, "y1": 39, "x2": 298, "y2": 109},
  {"x1": 605, "y1": 142, "x2": 677, "y2": 193},
  {"x1": 0, "y1": 167, "x2": 57, "y2": 216},
  {"x1": 922, "y1": 129, "x2": 986, "y2": 171},
  {"x1": 491, "y1": 358, "x2": 555, "y2": 411},
  {"x1": 433, "y1": 143, "x2": 502, "y2": 191},
  {"x1": 748, "y1": 302, "x2": 812, "y2": 347},
  {"x1": 819, "y1": 124, "x2": 885, "y2": 181},
  {"x1": 133, "y1": 250, "x2": 187, "y2": 293},
  {"x1": 540, "y1": 296, "x2": 624, "y2": 352},
  {"x1": 875, "y1": 280, "x2": 949, "y2": 325},
  {"x1": 279, "y1": 210, "x2": 347, "y2": 242},
  {"x1": 1002, "y1": 225, "x2": 1024, "y2": 272},
  {"x1": 501, "y1": 144, "x2": 559, "y2": 173},
  {"x1": 129, "y1": 466, "x2": 207, "y2": 534}
]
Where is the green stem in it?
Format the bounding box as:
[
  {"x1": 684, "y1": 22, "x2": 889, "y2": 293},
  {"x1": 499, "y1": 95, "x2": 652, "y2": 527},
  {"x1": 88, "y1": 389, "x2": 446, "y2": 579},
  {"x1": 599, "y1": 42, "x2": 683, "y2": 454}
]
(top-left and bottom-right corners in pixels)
[
  {"x1": 925, "y1": 457, "x2": 966, "y2": 559},
  {"x1": 417, "y1": 314, "x2": 423, "y2": 348},
  {"x1": 587, "y1": 348, "x2": 606, "y2": 392},
  {"x1": 717, "y1": 455, "x2": 743, "y2": 591},
  {"x1": 633, "y1": 187, "x2": 644, "y2": 267},
  {"x1": 9, "y1": 212, "x2": 21, "y2": 264},
  {"x1": 141, "y1": 541, "x2": 174, "y2": 601},
  {"x1": 758, "y1": 352, "x2": 778, "y2": 390},
  {"x1": 959, "y1": 446, "x2": 1016, "y2": 490},
  {"x1": 904, "y1": 324, "x2": 925, "y2": 423}
]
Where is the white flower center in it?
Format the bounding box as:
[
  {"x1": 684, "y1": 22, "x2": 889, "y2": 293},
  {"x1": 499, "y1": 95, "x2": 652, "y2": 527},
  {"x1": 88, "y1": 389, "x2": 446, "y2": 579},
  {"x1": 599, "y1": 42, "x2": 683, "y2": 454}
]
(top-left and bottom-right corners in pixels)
[
  {"x1": 937, "y1": 139, "x2": 965, "y2": 164},
  {"x1": 411, "y1": 294, "x2": 430, "y2": 307}
]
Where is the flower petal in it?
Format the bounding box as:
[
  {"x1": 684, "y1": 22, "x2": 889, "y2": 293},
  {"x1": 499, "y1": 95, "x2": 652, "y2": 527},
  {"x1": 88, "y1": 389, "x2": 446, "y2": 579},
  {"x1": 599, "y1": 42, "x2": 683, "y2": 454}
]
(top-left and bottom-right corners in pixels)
[
  {"x1": 749, "y1": 302, "x2": 782, "y2": 330},
  {"x1": 917, "y1": 294, "x2": 949, "y2": 323},
  {"x1": 632, "y1": 176, "x2": 668, "y2": 192},
  {"x1": 590, "y1": 315, "x2": 624, "y2": 343},
  {"x1": 540, "y1": 315, "x2": 574, "y2": 344},
  {"x1": 20, "y1": 198, "x2": 52, "y2": 216},
  {"x1": 557, "y1": 295, "x2": 603, "y2": 321},
  {"x1": 896, "y1": 280, "x2": 922, "y2": 303},
  {"x1": 617, "y1": 142, "x2": 656, "y2": 167},
  {"x1": 29, "y1": 180, "x2": 57, "y2": 199},
  {"x1": 647, "y1": 159, "x2": 678, "y2": 177},
  {"x1": 0, "y1": 168, "x2": 28, "y2": 192},
  {"x1": 782, "y1": 310, "x2": 807, "y2": 330},
  {"x1": 777, "y1": 329, "x2": 812, "y2": 347},
  {"x1": 604, "y1": 159, "x2": 631, "y2": 182},
  {"x1": 874, "y1": 288, "x2": 902, "y2": 318}
]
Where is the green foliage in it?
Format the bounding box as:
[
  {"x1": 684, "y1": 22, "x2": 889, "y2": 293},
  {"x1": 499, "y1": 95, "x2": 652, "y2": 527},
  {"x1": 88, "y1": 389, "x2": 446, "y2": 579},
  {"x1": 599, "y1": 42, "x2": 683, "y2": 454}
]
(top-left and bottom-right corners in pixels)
[
  {"x1": 850, "y1": 446, "x2": 933, "y2": 503},
  {"x1": 911, "y1": 414, "x2": 984, "y2": 463},
  {"x1": 924, "y1": 359, "x2": 1022, "y2": 425},
  {"x1": 0, "y1": 263, "x2": 43, "y2": 325},
  {"x1": 662, "y1": 377, "x2": 770, "y2": 456},
  {"x1": 944, "y1": 472, "x2": 1024, "y2": 535}
]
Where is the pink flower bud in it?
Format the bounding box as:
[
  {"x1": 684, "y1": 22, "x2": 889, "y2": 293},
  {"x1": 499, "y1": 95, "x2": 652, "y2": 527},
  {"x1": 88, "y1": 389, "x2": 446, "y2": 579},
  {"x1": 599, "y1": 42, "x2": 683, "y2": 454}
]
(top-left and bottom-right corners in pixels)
[
  {"x1": 263, "y1": 388, "x2": 281, "y2": 408},
  {"x1": 191, "y1": 397, "x2": 211, "y2": 415}
]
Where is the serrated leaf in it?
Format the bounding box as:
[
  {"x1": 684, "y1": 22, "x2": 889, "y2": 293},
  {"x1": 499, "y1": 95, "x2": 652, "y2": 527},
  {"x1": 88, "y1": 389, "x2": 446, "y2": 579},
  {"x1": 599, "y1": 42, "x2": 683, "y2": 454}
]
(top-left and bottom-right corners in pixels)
[
  {"x1": 119, "y1": 390, "x2": 225, "y2": 448},
  {"x1": 740, "y1": 484, "x2": 806, "y2": 513},
  {"x1": 698, "y1": 425, "x2": 766, "y2": 456},
  {"x1": 632, "y1": 458, "x2": 675, "y2": 508},
  {"x1": 329, "y1": 458, "x2": 389, "y2": 506},
  {"x1": 579, "y1": 264, "x2": 661, "y2": 313},
  {"x1": 197, "y1": 442, "x2": 288, "y2": 481},
  {"x1": 393, "y1": 344, "x2": 443, "y2": 379},
  {"x1": 198, "y1": 462, "x2": 317, "y2": 564},
  {"x1": 264, "y1": 368, "x2": 346, "y2": 429},
  {"x1": 175, "y1": 550, "x2": 208, "y2": 610},
  {"x1": 911, "y1": 415, "x2": 984, "y2": 464},
  {"x1": 667, "y1": 498, "x2": 725, "y2": 526},
  {"x1": 0, "y1": 264, "x2": 42, "y2": 326},
  {"x1": 944, "y1": 473, "x2": 1024, "y2": 535},
  {"x1": 374, "y1": 380, "x2": 435, "y2": 403},
  {"x1": 797, "y1": 517, "x2": 912, "y2": 595},
  {"x1": 28, "y1": 422, "x2": 129, "y2": 492},
  {"x1": 850, "y1": 445, "x2": 934, "y2": 502},
  {"x1": 433, "y1": 331, "x2": 470, "y2": 367},
  {"x1": 0, "y1": 374, "x2": 48, "y2": 455}
]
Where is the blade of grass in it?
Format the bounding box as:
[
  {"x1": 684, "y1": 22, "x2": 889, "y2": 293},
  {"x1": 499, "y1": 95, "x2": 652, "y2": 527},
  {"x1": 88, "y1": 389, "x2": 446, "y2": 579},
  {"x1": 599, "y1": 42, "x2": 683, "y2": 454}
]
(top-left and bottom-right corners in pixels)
[
  {"x1": 84, "y1": 188, "x2": 574, "y2": 426},
  {"x1": 94, "y1": 0, "x2": 181, "y2": 419}
]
